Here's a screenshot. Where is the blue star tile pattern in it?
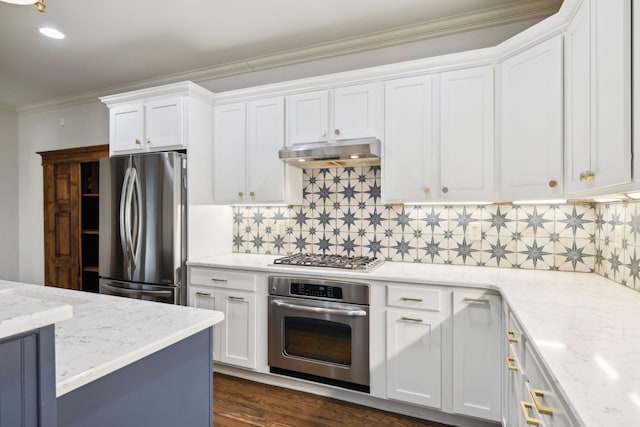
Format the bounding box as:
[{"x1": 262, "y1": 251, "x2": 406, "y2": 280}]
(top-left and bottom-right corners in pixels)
[
  {"x1": 391, "y1": 236, "x2": 414, "y2": 261},
  {"x1": 316, "y1": 235, "x2": 334, "y2": 254},
  {"x1": 363, "y1": 235, "x2": 384, "y2": 257},
  {"x1": 422, "y1": 207, "x2": 446, "y2": 233},
  {"x1": 230, "y1": 174, "x2": 640, "y2": 292}
]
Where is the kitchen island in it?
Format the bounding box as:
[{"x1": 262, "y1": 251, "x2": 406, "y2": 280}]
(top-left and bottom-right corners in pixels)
[
  {"x1": 0, "y1": 280, "x2": 224, "y2": 427},
  {"x1": 189, "y1": 253, "x2": 640, "y2": 427}
]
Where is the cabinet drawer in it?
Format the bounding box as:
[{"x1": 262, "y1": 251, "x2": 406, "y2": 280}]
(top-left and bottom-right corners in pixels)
[
  {"x1": 189, "y1": 268, "x2": 257, "y2": 292},
  {"x1": 524, "y1": 344, "x2": 575, "y2": 427},
  {"x1": 506, "y1": 309, "x2": 525, "y2": 361},
  {"x1": 387, "y1": 286, "x2": 441, "y2": 311}
]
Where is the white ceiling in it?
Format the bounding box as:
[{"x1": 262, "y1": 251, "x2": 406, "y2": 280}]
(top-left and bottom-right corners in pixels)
[{"x1": 0, "y1": 0, "x2": 562, "y2": 109}]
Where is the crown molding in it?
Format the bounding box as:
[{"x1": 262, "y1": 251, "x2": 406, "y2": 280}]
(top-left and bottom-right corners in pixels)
[{"x1": 15, "y1": 0, "x2": 561, "y2": 115}]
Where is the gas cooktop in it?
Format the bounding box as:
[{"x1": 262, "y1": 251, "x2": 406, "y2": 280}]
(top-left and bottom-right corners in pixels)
[{"x1": 273, "y1": 253, "x2": 383, "y2": 272}]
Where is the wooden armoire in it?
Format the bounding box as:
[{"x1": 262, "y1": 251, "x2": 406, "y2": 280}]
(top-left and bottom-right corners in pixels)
[{"x1": 39, "y1": 145, "x2": 109, "y2": 292}]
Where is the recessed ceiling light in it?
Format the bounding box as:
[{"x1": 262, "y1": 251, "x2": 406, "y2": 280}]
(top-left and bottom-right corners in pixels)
[{"x1": 39, "y1": 27, "x2": 64, "y2": 39}]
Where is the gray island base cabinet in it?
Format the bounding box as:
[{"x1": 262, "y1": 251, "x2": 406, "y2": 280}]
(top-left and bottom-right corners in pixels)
[
  {"x1": 0, "y1": 326, "x2": 56, "y2": 427},
  {"x1": 57, "y1": 328, "x2": 213, "y2": 427}
]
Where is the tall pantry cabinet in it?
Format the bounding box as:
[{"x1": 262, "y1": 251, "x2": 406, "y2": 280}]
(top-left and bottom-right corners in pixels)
[{"x1": 39, "y1": 145, "x2": 109, "y2": 292}]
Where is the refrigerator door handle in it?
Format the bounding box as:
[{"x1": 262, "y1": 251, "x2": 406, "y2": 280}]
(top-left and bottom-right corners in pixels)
[
  {"x1": 124, "y1": 166, "x2": 137, "y2": 267},
  {"x1": 100, "y1": 282, "x2": 173, "y2": 298},
  {"x1": 130, "y1": 167, "x2": 142, "y2": 265},
  {"x1": 119, "y1": 167, "x2": 132, "y2": 265}
]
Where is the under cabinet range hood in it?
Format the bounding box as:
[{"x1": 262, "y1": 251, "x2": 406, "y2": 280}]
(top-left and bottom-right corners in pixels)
[{"x1": 279, "y1": 138, "x2": 381, "y2": 168}]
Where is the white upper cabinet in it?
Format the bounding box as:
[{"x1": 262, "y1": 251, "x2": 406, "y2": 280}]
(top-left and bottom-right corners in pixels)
[
  {"x1": 439, "y1": 66, "x2": 494, "y2": 202},
  {"x1": 383, "y1": 75, "x2": 435, "y2": 203},
  {"x1": 213, "y1": 103, "x2": 247, "y2": 203},
  {"x1": 247, "y1": 97, "x2": 300, "y2": 203},
  {"x1": 332, "y1": 83, "x2": 380, "y2": 140},
  {"x1": 213, "y1": 97, "x2": 302, "y2": 204},
  {"x1": 286, "y1": 90, "x2": 329, "y2": 144},
  {"x1": 565, "y1": 0, "x2": 631, "y2": 195},
  {"x1": 383, "y1": 67, "x2": 494, "y2": 203},
  {"x1": 101, "y1": 81, "x2": 214, "y2": 157},
  {"x1": 286, "y1": 83, "x2": 380, "y2": 145},
  {"x1": 499, "y1": 36, "x2": 564, "y2": 201}
]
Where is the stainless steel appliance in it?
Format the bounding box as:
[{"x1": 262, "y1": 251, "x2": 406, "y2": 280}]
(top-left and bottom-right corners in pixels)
[
  {"x1": 268, "y1": 276, "x2": 370, "y2": 392},
  {"x1": 273, "y1": 253, "x2": 383, "y2": 271},
  {"x1": 278, "y1": 137, "x2": 381, "y2": 169},
  {"x1": 98, "y1": 152, "x2": 187, "y2": 305}
]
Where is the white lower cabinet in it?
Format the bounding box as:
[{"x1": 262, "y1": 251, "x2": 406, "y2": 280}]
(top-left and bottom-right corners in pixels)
[
  {"x1": 385, "y1": 285, "x2": 445, "y2": 409},
  {"x1": 386, "y1": 309, "x2": 443, "y2": 408},
  {"x1": 187, "y1": 267, "x2": 258, "y2": 370},
  {"x1": 451, "y1": 291, "x2": 502, "y2": 421},
  {"x1": 503, "y1": 306, "x2": 577, "y2": 427}
]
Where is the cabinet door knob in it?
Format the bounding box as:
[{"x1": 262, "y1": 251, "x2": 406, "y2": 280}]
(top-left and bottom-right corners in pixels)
[
  {"x1": 146, "y1": 140, "x2": 151, "y2": 144},
  {"x1": 423, "y1": 187, "x2": 430, "y2": 195},
  {"x1": 135, "y1": 139, "x2": 141, "y2": 145},
  {"x1": 238, "y1": 192, "x2": 244, "y2": 198},
  {"x1": 249, "y1": 191, "x2": 255, "y2": 200},
  {"x1": 548, "y1": 180, "x2": 558, "y2": 188},
  {"x1": 334, "y1": 129, "x2": 340, "y2": 136},
  {"x1": 321, "y1": 131, "x2": 327, "y2": 138},
  {"x1": 442, "y1": 186, "x2": 449, "y2": 194}
]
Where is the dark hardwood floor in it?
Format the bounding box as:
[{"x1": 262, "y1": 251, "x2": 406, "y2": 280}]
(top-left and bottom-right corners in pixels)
[{"x1": 213, "y1": 373, "x2": 451, "y2": 427}]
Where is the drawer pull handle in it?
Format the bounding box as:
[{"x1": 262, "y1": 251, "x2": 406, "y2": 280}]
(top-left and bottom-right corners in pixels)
[
  {"x1": 211, "y1": 278, "x2": 228, "y2": 283},
  {"x1": 505, "y1": 329, "x2": 519, "y2": 343},
  {"x1": 401, "y1": 316, "x2": 423, "y2": 323},
  {"x1": 228, "y1": 296, "x2": 245, "y2": 301},
  {"x1": 464, "y1": 298, "x2": 489, "y2": 304},
  {"x1": 195, "y1": 292, "x2": 211, "y2": 297},
  {"x1": 520, "y1": 401, "x2": 540, "y2": 426},
  {"x1": 505, "y1": 356, "x2": 518, "y2": 371},
  {"x1": 401, "y1": 297, "x2": 423, "y2": 302},
  {"x1": 530, "y1": 389, "x2": 553, "y2": 415}
]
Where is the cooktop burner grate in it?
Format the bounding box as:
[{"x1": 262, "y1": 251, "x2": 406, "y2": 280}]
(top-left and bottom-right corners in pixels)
[{"x1": 273, "y1": 253, "x2": 383, "y2": 271}]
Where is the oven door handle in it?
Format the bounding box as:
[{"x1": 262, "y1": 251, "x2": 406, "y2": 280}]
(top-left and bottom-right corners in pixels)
[{"x1": 271, "y1": 300, "x2": 367, "y2": 317}]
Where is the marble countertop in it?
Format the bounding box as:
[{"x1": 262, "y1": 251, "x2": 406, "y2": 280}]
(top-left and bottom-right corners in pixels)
[
  {"x1": 189, "y1": 253, "x2": 640, "y2": 427},
  {"x1": 0, "y1": 280, "x2": 224, "y2": 397},
  {"x1": 0, "y1": 282, "x2": 73, "y2": 340}
]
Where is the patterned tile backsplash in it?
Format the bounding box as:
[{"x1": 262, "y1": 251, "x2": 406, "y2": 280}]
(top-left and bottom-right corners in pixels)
[{"x1": 232, "y1": 166, "x2": 640, "y2": 292}]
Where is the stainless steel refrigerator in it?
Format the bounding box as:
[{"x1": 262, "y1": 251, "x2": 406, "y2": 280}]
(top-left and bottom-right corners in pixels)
[{"x1": 99, "y1": 151, "x2": 187, "y2": 305}]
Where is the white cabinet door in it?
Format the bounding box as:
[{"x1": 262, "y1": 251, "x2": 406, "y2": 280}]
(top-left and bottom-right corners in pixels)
[
  {"x1": 247, "y1": 97, "x2": 286, "y2": 203},
  {"x1": 565, "y1": 0, "x2": 631, "y2": 194},
  {"x1": 218, "y1": 291, "x2": 256, "y2": 369},
  {"x1": 213, "y1": 103, "x2": 247, "y2": 203},
  {"x1": 500, "y1": 36, "x2": 563, "y2": 200},
  {"x1": 145, "y1": 97, "x2": 184, "y2": 150},
  {"x1": 386, "y1": 309, "x2": 442, "y2": 408},
  {"x1": 439, "y1": 66, "x2": 494, "y2": 202},
  {"x1": 110, "y1": 103, "x2": 144, "y2": 154},
  {"x1": 286, "y1": 90, "x2": 329, "y2": 144},
  {"x1": 187, "y1": 285, "x2": 221, "y2": 362},
  {"x1": 452, "y1": 291, "x2": 502, "y2": 422},
  {"x1": 333, "y1": 83, "x2": 379, "y2": 140},
  {"x1": 565, "y1": 0, "x2": 591, "y2": 193},
  {"x1": 591, "y1": 0, "x2": 631, "y2": 190},
  {"x1": 383, "y1": 75, "x2": 435, "y2": 203}
]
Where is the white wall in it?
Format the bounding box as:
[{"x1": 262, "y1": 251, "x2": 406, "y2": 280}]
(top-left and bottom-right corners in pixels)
[
  {"x1": 0, "y1": 109, "x2": 19, "y2": 281},
  {"x1": 15, "y1": 17, "x2": 543, "y2": 283}
]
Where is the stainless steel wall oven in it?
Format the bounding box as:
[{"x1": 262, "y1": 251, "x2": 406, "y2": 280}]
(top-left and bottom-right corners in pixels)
[{"x1": 268, "y1": 276, "x2": 370, "y2": 393}]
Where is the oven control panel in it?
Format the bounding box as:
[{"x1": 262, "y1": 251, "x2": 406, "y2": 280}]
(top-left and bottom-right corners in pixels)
[{"x1": 291, "y1": 282, "x2": 343, "y2": 300}]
